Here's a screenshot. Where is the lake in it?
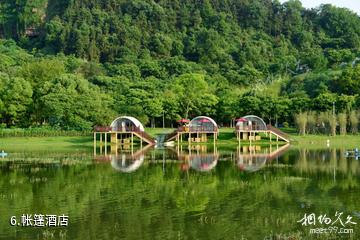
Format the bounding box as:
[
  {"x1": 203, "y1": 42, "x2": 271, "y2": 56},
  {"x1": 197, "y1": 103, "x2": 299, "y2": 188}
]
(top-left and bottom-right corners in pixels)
[{"x1": 0, "y1": 143, "x2": 359, "y2": 239}]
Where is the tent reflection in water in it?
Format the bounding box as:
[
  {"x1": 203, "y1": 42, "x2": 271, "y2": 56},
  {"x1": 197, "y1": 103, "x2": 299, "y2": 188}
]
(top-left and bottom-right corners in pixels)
[
  {"x1": 236, "y1": 144, "x2": 290, "y2": 172},
  {"x1": 110, "y1": 145, "x2": 153, "y2": 173},
  {"x1": 189, "y1": 154, "x2": 218, "y2": 172},
  {"x1": 176, "y1": 145, "x2": 219, "y2": 172},
  {"x1": 237, "y1": 154, "x2": 267, "y2": 172},
  {"x1": 110, "y1": 154, "x2": 145, "y2": 173}
]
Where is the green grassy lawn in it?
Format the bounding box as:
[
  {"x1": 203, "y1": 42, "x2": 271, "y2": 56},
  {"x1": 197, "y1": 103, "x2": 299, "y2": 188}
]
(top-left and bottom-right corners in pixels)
[
  {"x1": 280, "y1": 127, "x2": 360, "y2": 148},
  {"x1": 290, "y1": 134, "x2": 360, "y2": 149},
  {"x1": 0, "y1": 128, "x2": 358, "y2": 152},
  {"x1": 0, "y1": 136, "x2": 94, "y2": 152}
]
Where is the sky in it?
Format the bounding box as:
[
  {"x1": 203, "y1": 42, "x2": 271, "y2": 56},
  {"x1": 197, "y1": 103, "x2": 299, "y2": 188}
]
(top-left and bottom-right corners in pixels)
[{"x1": 280, "y1": 0, "x2": 360, "y2": 14}]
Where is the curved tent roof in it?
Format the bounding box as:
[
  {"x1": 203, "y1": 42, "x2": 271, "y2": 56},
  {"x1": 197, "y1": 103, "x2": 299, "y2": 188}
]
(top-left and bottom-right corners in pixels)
[
  {"x1": 110, "y1": 116, "x2": 144, "y2": 131},
  {"x1": 237, "y1": 115, "x2": 267, "y2": 130},
  {"x1": 189, "y1": 116, "x2": 218, "y2": 128}
]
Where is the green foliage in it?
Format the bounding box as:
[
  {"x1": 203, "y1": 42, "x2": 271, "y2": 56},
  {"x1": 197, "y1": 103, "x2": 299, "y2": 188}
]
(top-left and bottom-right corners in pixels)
[
  {"x1": 172, "y1": 73, "x2": 218, "y2": 119},
  {"x1": 0, "y1": 73, "x2": 33, "y2": 126},
  {"x1": 333, "y1": 65, "x2": 360, "y2": 95},
  {"x1": 0, "y1": 1, "x2": 360, "y2": 130},
  {"x1": 0, "y1": 146, "x2": 359, "y2": 239},
  {"x1": 39, "y1": 74, "x2": 113, "y2": 130}
]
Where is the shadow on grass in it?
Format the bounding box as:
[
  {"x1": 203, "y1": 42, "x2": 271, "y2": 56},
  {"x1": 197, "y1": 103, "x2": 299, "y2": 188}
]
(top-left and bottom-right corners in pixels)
[
  {"x1": 281, "y1": 127, "x2": 298, "y2": 135},
  {"x1": 217, "y1": 132, "x2": 235, "y2": 141}
]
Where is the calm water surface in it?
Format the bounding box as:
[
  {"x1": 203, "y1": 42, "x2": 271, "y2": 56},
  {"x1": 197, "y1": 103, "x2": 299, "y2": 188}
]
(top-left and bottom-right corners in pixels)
[{"x1": 0, "y1": 144, "x2": 359, "y2": 240}]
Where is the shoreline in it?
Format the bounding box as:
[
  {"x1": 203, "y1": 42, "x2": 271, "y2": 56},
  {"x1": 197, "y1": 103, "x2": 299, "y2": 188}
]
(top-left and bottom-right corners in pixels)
[{"x1": 1, "y1": 128, "x2": 359, "y2": 151}]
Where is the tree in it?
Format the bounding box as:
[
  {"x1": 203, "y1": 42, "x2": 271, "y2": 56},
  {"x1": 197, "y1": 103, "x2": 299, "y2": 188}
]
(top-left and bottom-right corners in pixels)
[
  {"x1": 0, "y1": 74, "x2": 33, "y2": 126},
  {"x1": 237, "y1": 94, "x2": 262, "y2": 117},
  {"x1": 0, "y1": 0, "x2": 360, "y2": 130},
  {"x1": 162, "y1": 89, "x2": 181, "y2": 127},
  {"x1": 216, "y1": 87, "x2": 241, "y2": 127},
  {"x1": 333, "y1": 65, "x2": 360, "y2": 95},
  {"x1": 312, "y1": 93, "x2": 337, "y2": 112},
  {"x1": 40, "y1": 74, "x2": 113, "y2": 130},
  {"x1": 172, "y1": 73, "x2": 218, "y2": 119},
  {"x1": 318, "y1": 4, "x2": 360, "y2": 49}
]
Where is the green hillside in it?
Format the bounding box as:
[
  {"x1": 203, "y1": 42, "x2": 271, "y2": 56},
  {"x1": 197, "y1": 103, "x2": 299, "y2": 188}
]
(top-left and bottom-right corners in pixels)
[{"x1": 0, "y1": 0, "x2": 359, "y2": 131}]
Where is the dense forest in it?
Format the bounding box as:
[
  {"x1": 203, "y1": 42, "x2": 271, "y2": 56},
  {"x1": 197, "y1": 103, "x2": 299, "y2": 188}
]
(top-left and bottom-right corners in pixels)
[{"x1": 0, "y1": 0, "x2": 360, "y2": 131}]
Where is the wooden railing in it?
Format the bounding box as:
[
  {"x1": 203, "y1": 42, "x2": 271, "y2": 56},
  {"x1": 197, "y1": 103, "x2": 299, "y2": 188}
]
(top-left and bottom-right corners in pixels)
[
  {"x1": 133, "y1": 131, "x2": 156, "y2": 144},
  {"x1": 94, "y1": 126, "x2": 144, "y2": 133},
  {"x1": 94, "y1": 126, "x2": 112, "y2": 132},
  {"x1": 267, "y1": 124, "x2": 290, "y2": 142},
  {"x1": 235, "y1": 125, "x2": 267, "y2": 131},
  {"x1": 177, "y1": 126, "x2": 218, "y2": 132}
]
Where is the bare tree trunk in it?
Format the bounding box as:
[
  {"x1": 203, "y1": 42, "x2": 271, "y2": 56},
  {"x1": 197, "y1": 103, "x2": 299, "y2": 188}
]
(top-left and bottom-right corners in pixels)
[
  {"x1": 185, "y1": 104, "x2": 190, "y2": 120},
  {"x1": 162, "y1": 112, "x2": 165, "y2": 129}
]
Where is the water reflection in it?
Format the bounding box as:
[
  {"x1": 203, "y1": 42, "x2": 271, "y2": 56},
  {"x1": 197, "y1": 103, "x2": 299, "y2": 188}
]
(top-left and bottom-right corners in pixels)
[
  {"x1": 236, "y1": 144, "x2": 290, "y2": 172},
  {"x1": 94, "y1": 144, "x2": 153, "y2": 172},
  {"x1": 176, "y1": 145, "x2": 219, "y2": 172},
  {"x1": 295, "y1": 148, "x2": 360, "y2": 176},
  {"x1": 94, "y1": 143, "x2": 291, "y2": 173},
  {"x1": 2, "y1": 144, "x2": 360, "y2": 239}
]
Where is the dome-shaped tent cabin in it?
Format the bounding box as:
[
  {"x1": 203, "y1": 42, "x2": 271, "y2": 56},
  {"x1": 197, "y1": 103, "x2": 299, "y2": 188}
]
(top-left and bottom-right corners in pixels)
[
  {"x1": 185, "y1": 116, "x2": 218, "y2": 143},
  {"x1": 110, "y1": 116, "x2": 145, "y2": 132},
  {"x1": 189, "y1": 116, "x2": 218, "y2": 132},
  {"x1": 165, "y1": 116, "x2": 219, "y2": 144},
  {"x1": 235, "y1": 115, "x2": 289, "y2": 143},
  {"x1": 236, "y1": 115, "x2": 267, "y2": 131},
  {"x1": 93, "y1": 116, "x2": 155, "y2": 151},
  {"x1": 235, "y1": 115, "x2": 267, "y2": 142}
]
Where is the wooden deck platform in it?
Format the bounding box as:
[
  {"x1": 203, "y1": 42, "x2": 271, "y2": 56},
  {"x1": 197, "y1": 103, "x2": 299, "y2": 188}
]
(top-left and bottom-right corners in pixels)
[
  {"x1": 93, "y1": 130, "x2": 156, "y2": 147},
  {"x1": 165, "y1": 130, "x2": 218, "y2": 144},
  {"x1": 235, "y1": 125, "x2": 290, "y2": 143}
]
